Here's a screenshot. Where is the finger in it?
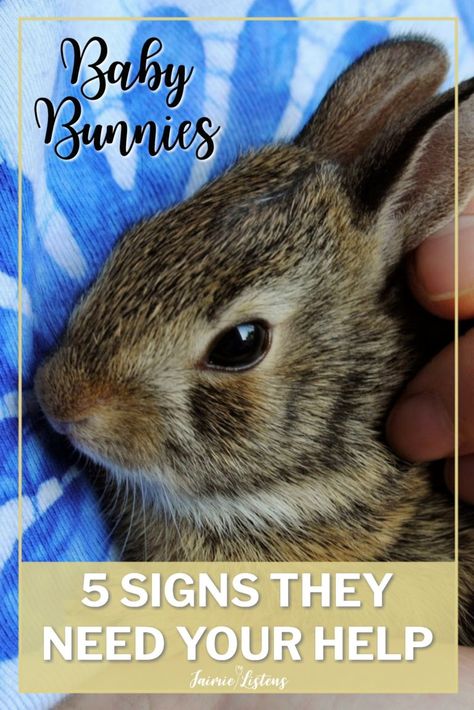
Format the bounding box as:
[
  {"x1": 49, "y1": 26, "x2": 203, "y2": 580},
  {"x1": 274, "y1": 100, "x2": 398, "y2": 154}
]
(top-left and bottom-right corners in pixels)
[
  {"x1": 444, "y1": 455, "x2": 474, "y2": 505},
  {"x1": 407, "y1": 198, "x2": 474, "y2": 320},
  {"x1": 386, "y1": 328, "x2": 474, "y2": 461}
]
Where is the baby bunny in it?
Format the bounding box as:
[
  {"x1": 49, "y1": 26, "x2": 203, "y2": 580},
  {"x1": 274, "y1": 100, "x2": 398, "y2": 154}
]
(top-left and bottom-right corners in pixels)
[{"x1": 35, "y1": 38, "x2": 474, "y2": 642}]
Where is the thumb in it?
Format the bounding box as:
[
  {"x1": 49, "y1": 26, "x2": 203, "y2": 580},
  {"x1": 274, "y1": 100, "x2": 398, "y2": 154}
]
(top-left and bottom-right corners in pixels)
[
  {"x1": 407, "y1": 197, "x2": 474, "y2": 320},
  {"x1": 386, "y1": 328, "x2": 474, "y2": 461}
]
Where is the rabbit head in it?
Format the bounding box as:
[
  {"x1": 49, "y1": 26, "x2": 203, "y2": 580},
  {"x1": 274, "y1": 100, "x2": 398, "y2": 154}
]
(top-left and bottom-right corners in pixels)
[{"x1": 35, "y1": 38, "x2": 474, "y2": 530}]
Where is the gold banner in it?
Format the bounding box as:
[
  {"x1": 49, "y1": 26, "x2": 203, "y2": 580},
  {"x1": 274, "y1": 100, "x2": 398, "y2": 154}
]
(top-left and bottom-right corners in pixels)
[{"x1": 19, "y1": 561, "x2": 456, "y2": 693}]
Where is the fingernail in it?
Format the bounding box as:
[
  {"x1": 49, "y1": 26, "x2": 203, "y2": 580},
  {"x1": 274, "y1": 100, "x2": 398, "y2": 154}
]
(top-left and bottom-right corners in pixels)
[
  {"x1": 387, "y1": 391, "x2": 454, "y2": 461},
  {"x1": 412, "y1": 215, "x2": 474, "y2": 300},
  {"x1": 444, "y1": 455, "x2": 474, "y2": 504}
]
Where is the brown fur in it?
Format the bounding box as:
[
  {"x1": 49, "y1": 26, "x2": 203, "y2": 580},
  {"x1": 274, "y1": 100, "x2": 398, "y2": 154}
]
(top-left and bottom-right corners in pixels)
[{"x1": 34, "y1": 38, "x2": 474, "y2": 644}]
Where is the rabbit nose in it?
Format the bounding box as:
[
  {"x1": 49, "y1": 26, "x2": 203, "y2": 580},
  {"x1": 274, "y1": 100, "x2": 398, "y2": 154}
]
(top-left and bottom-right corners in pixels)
[{"x1": 34, "y1": 353, "x2": 112, "y2": 431}]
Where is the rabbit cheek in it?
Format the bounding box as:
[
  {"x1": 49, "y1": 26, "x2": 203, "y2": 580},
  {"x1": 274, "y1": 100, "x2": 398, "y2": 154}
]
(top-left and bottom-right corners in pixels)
[
  {"x1": 190, "y1": 379, "x2": 254, "y2": 439},
  {"x1": 77, "y1": 403, "x2": 163, "y2": 472},
  {"x1": 187, "y1": 377, "x2": 265, "y2": 489}
]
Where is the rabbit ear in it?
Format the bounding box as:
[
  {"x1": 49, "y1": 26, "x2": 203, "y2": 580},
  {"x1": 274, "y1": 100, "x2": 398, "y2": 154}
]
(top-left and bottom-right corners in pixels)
[
  {"x1": 295, "y1": 38, "x2": 448, "y2": 163},
  {"x1": 372, "y1": 79, "x2": 474, "y2": 264}
]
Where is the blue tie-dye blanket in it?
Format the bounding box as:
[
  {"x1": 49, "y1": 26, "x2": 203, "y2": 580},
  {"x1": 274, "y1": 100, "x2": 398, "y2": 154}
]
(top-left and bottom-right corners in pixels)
[{"x1": 1, "y1": 1, "x2": 473, "y2": 706}]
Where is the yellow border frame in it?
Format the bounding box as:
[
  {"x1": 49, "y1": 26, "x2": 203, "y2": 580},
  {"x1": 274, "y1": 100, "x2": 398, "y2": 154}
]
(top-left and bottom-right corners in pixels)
[{"x1": 17, "y1": 14, "x2": 460, "y2": 691}]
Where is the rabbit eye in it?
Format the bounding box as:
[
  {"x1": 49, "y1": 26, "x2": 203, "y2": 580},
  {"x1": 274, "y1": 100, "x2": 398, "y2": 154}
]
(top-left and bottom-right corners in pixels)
[{"x1": 204, "y1": 321, "x2": 271, "y2": 371}]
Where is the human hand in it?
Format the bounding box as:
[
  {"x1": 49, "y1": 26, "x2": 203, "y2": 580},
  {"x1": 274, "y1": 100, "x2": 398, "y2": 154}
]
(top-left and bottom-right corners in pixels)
[{"x1": 386, "y1": 198, "x2": 474, "y2": 503}]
